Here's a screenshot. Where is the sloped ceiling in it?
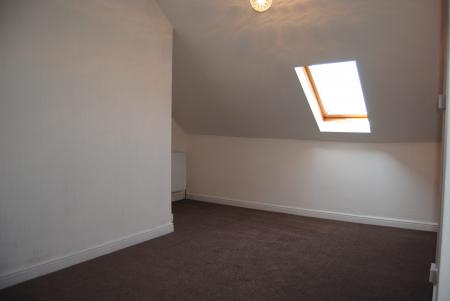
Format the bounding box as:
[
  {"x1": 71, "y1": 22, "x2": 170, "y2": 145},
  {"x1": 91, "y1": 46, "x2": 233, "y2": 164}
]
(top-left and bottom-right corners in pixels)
[{"x1": 157, "y1": 0, "x2": 443, "y2": 142}]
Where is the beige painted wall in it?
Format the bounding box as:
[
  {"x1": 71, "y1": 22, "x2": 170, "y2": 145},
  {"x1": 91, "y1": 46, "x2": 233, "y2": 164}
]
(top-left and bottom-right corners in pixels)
[
  {"x1": 0, "y1": 0, "x2": 173, "y2": 286},
  {"x1": 187, "y1": 135, "x2": 441, "y2": 227}
]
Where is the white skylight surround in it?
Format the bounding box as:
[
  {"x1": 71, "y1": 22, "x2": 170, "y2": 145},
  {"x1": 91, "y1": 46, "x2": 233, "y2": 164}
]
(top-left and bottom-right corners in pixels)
[{"x1": 295, "y1": 60, "x2": 371, "y2": 133}]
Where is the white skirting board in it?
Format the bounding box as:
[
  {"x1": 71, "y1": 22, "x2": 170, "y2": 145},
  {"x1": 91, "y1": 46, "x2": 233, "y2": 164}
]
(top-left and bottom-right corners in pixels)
[
  {"x1": 187, "y1": 193, "x2": 439, "y2": 232},
  {"x1": 0, "y1": 223, "x2": 174, "y2": 290},
  {"x1": 172, "y1": 190, "x2": 186, "y2": 202}
]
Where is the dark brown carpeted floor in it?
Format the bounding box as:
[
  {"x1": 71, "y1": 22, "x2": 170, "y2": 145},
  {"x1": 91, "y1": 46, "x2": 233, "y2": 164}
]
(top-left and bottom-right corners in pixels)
[{"x1": 0, "y1": 200, "x2": 436, "y2": 301}]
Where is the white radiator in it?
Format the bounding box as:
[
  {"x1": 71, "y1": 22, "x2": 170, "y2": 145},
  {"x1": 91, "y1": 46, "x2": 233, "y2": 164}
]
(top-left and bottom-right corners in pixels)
[{"x1": 171, "y1": 152, "x2": 186, "y2": 193}]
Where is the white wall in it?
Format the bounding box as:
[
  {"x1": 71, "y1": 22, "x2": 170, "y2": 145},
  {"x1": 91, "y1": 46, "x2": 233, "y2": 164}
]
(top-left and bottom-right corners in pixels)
[
  {"x1": 0, "y1": 0, "x2": 173, "y2": 288},
  {"x1": 436, "y1": 95, "x2": 450, "y2": 300},
  {"x1": 172, "y1": 119, "x2": 188, "y2": 152},
  {"x1": 187, "y1": 135, "x2": 441, "y2": 230},
  {"x1": 435, "y1": 1, "x2": 450, "y2": 299},
  {"x1": 171, "y1": 120, "x2": 188, "y2": 201}
]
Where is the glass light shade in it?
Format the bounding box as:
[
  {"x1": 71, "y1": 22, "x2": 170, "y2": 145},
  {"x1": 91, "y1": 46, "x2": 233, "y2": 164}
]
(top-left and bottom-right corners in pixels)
[{"x1": 250, "y1": 0, "x2": 272, "y2": 12}]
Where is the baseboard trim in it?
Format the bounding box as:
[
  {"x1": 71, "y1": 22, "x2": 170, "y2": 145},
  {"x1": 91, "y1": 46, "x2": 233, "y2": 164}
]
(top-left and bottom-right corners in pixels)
[
  {"x1": 188, "y1": 193, "x2": 439, "y2": 232},
  {"x1": 172, "y1": 190, "x2": 186, "y2": 202},
  {"x1": 0, "y1": 222, "x2": 174, "y2": 290}
]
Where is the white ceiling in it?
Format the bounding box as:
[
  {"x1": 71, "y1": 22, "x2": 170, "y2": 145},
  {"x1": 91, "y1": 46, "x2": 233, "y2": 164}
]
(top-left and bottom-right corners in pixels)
[{"x1": 157, "y1": 0, "x2": 443, "y2": 142}]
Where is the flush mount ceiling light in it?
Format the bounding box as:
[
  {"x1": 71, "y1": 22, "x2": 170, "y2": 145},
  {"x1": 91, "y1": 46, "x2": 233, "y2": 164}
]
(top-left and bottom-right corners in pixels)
[{"x1": 250, "y1": 0, "x2": 272, "y2": 12}]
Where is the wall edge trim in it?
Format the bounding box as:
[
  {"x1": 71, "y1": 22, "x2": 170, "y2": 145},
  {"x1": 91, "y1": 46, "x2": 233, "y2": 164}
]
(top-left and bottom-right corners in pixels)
[
  {"x1": 0, "y1": 222, "x2": 174, "y2": 290},
  {"x1": 188, "y1": 193, "x2": 439, "y2": 232}
]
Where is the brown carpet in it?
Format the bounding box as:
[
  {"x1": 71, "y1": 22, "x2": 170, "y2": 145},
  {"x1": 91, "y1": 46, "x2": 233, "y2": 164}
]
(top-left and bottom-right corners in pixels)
[{"x1": 0, "y1": 200, "x2": 436, "y2": 301}]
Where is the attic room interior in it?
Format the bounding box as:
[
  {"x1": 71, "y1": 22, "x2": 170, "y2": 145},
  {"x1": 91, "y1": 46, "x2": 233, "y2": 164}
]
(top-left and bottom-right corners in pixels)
[{"x1": 1, "y1": 0, "x2": 450, "y2": 300}]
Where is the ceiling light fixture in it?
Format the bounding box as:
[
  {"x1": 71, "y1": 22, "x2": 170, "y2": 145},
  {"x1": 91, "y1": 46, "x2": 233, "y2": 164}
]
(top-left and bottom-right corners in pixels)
[{"x1": 250, "y1": 0, "x2": 272, "y2": 12}]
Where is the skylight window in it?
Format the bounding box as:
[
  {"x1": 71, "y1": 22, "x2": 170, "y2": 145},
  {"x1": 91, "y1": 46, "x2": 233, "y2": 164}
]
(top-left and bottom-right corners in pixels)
[{"x1": 295, "y1": 60, "x2": 371, "y2": 133}]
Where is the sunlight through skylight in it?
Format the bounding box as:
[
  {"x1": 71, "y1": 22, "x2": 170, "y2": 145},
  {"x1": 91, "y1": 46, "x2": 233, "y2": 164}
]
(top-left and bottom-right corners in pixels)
[
  {"x1": 294, "y1": 60, "x2": 371, "y2": 133},
  {"x1": 309, "y1": 61, "x2": 367, "y2": 117}
]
